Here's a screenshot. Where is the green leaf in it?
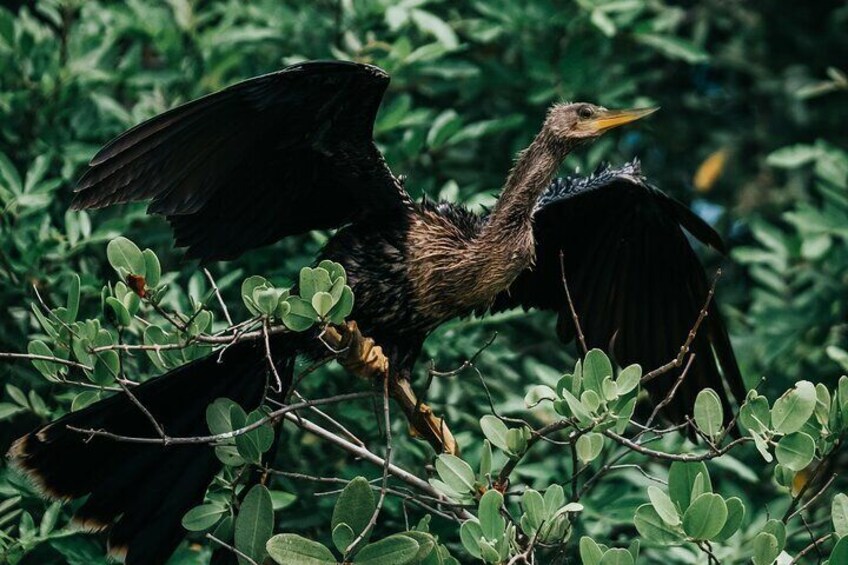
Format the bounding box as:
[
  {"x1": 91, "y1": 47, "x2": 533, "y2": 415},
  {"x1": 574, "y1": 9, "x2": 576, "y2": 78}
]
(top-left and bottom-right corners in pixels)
[
  {"x1": 142, "y1": 249, "x2": 161, "y2": 287},
  {"x1": 234, "y1": 485, "x2": 273, "y2": 565},
  {"x1": 775, "y1": 431, "x2": 815, "y2": 471},
  {"x1": 582, "y1": 349, "x2": 612, "y2": 396},
  {"x1": 635, "y1": 33, "x2": 709, "y2": 63},
  {"x1": 576, "y1": 433, "x2": 604, "y2": 463},
  {"x1": 833, "y1": 493, "x2": 848, "y2": 537},
  {"x1": 66, "y1": 273, "x2": 80, "y2": 322},
  {"x1": 459, "y1": 520, "x2": 483, "y2": 558},
  {"x1": 774, "y1": 464, "x2": 794, "y2": 488},
  {"x1": 312, "y1": 291, "x2": 334, "y2": 318},
  {"x1": 616, "y1": 364, "x2": 641, "y2": 395},
  {"x1": 105, "y1": 296, "x2": 131, "y2": 326},
  {"x1": 771, "y1": 381, "x2": 817, "y2": 434},
  {"x1": 269, "y1": 490, "x2": 296, "y2": 512},
  {"x1": 28, "y1": 340, "x2": 61, "y2": 379},
  {"x1": 752, "y1": 532, "x2": 779, "y2": 565},
  {"x1": 506, "y1": 427, "x2": 529, "y2": 455},
  {"x1": 668, "y1": 462, "x2": 711, "y2": 512},
  {"x1": 231, "y1": 406, "x2": 259, "y2": 463},
  {"x1": 579, "y1": 536, "x2": 605, "y2": 565},
  {"x1": 560, "y1": 388, "x2": 593, "y2": 425},
  {"x1": 694, "y1": 388, "x2": 723, "y2": 438},
  {"x1": 332, "y1": 477, "x2": 376, "y2": 549},
  {"x1": 633, "y1": 504, "x2": 682, "y2": 544},
  {"x1": 435, "y1": 454, "x2": 475, "y2": 494},
  {"x1": 397, "y1": 531, "x2": 435, "y2": 562},
  {"x1": 816, "y1": 383, "x2": 832, "y2": 426},
  {"x1": 254, "y1": 287, "x2": 282, "y2": 316},
  {"x1": 328, "y1": 286, "x2": 355, "y2": 324},
  {"x1": 0, "y1": 403, "x2": 24, "y2": 421},
  {"x1": 544, "y1": 484, "x2": 566, "y2": 517},
  {"x1": 107, "y1": 237, "x2": 145, "y2": 276},
  {"x1": 739, "y1": 391, "x2": 771, "y2": 434},
  {"x1": 353, "y1": 534, "x2": 419, "y2": 565},
  {"x1": 282, "y1": 296, "x2": 318, "y2": 332},
  {"x1": 525, "y1": 385, "x2": 557, "y2": 407},
  {"x1": 599, "y1": 548, "x2": 634, "y2": 565},
  {"x1": 714, "y1": 497, "x2": 745, "y2": 541},
  {"x1": 478, "y1": 489, "x2": 504, "y2": 540},
  {"x1": 267, "y1": 534, "x2": 337, "y2": 565},
  {"x1": 479, "y1": 440, "x2": 492, "y2": 478},
  {"x1": 181, "y1": 503, "x2": 226, "y2": 532},
  {"x1": 426, "y1": 109, "x2": 463, "y2": 148},
  {"x1": 522, "y1": 489, "x2": 545, "y2": 533},
  {"x1": 766, "y1": 144, "x2": 821, "y2": 169},
  {"x1": 682, "y1": 493, "x2": 727, "y2": 540},
  {"x1": 831, "y1": 536, "x2": 848, "y2": 564},
  {"x1": 332, "y1": 523, "x2": 355, "y2": 555},
  {"x1": 317, "y1": 260, "x2": 346, "y2": 284},
  {"x1": 241, "y1": 276, "x2": 270, "y2": 315},
  {"x1": 761, "y1": 519, "x2": 786, "y2": 552},
  {"x1": 480, "y1": 415, "x2": 510, "y2": 452},
  {"x1": 410, "y1": 9, "x2": 459, "y2": 49},
  {"x1": 206, "y1": 398, "x2": 235, "y2": 435},
  {"x1": 647, "y1": 486, "x2": 680, "y2": 527}
]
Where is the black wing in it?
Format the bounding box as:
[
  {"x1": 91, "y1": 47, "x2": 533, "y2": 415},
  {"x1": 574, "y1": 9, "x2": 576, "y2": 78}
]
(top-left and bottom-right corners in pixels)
[
  {"x1": 72, "y1": 61, "x2": 408, "y2": 261},
  {"x1": 493, "y1": 161, "x2": 745, "y2": 423}
]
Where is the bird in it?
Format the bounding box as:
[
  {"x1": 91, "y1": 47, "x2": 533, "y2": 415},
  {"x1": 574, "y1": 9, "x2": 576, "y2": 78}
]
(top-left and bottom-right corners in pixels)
[{"x1": 8, "y1": 60, "x2": 745, "y2": 563}]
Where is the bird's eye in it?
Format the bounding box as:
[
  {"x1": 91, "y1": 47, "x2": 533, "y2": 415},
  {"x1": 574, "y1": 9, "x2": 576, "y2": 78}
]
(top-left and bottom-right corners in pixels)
[{"x1": 578, "y1": 106, "x2": 594, "y2": 119}]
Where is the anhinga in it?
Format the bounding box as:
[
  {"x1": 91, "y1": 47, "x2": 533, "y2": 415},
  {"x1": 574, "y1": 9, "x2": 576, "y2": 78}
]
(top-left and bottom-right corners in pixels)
[{"x1": 9, "y1": 61, "x2": 745, "y2": 563}]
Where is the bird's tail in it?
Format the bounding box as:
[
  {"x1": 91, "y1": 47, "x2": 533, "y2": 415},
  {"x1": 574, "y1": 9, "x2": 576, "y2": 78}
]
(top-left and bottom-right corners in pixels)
[{"x1": 8, "y1": 337, "x2": 293, "y2": 564}]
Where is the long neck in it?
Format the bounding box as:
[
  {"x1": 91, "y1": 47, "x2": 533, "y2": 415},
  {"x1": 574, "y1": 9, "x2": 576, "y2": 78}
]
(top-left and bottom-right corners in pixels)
[{"x1": 483, "y1": 128, "x2": 571, "y2": 237}]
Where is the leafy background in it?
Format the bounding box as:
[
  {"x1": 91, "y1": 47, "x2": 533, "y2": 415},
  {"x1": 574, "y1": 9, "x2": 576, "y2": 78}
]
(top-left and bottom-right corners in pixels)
[{"x1": 0, "y1": 0, "x2": 846, "y2": 563}]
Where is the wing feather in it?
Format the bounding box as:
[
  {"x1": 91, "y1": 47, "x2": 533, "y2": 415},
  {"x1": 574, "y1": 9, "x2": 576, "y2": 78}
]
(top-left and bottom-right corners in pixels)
[
  {"x1": 494, "y1": 161, "x2": 744, "y2": 424},
  {"x1": 72, "y1": 61, "x2": 406, "y2": 261}
]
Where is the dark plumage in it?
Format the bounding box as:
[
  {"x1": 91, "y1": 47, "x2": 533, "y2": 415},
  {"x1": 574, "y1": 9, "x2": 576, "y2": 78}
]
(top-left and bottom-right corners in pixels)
[{"x1": 9, "y1": 61, "x2": 745, "y2": 563}]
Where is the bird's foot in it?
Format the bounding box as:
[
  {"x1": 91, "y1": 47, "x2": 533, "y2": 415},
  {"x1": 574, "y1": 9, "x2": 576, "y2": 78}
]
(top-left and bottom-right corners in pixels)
[{"x1": 322, "y1": 322, "x2": 458, "y2": 455}]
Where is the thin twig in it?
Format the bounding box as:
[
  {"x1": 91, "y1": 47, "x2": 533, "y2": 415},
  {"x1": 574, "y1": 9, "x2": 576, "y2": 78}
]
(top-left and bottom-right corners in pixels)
[
  {"x1": 789, "y1": 533, "x2": 833, "y2": 565},
  {"x1": 203, "y1": 268, "x2": 233, "y2": 327},
  {"x1": 206, "y1": 533, "x2": 259, "y2": 565},
  {"x1": 558, "y1": 250, "x2": 587, "y2": 355},
  {"x1": 0, "y1": 351, "x2": 93, "y2": 372},
  {"x1": 283, "y1": 412, "x2": 472, "y2": 520},
  {"x1": 345, "y1": 376, "x2": 391, "y2": 556},
  {"x1": 645, "y1": 354, "x2": 695, "y2": 428},
  {"x1": 262, "y1": 319, "x2": 283, "y2": 393},
  {"x1": 642, "y1": 269, "x2": 721, "y2": 384},
  {"x1": 114, "y1": 329, "x2": 166, "y2": 439},
  {"x1": 787, "y1": 473, "x2": 838, "y2": 523},
  {"x1": 281, "y1": 393, "x2": 365, "y2": 448},
  {"x1": 67, "y1": 391, "x2": 375, "y2": 445}
]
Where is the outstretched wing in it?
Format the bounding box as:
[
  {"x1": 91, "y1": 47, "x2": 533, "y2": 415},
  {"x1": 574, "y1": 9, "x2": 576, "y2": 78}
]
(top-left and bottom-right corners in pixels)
[
  {"x1": 493, "y1": 161, "x2": 745, "y2": 423},
  {"x1": 73, "y1": 61, "x2": 408, "y2": 261}
]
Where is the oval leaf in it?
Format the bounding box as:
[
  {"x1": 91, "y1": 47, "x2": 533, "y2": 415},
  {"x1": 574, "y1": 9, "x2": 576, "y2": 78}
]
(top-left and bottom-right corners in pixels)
[
  {"x1": 267, "y1": 534, "x2": 336, "y2": 565},
  {"x1": 682, "y1": 493, "x2": 727, "y2": 540}
]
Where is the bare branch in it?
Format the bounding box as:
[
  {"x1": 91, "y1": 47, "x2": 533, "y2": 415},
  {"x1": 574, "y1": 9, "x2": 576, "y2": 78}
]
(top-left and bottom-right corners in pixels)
[
  {"x1": 642, "y1": 269, "x2": 721, "y2": 384},
  {"x1": 204, "y1": 268, "x2": 234, "y2": 327},
  {"x1": 283, "y1": 412, "x2": 473, "y2": 520},
  {"x1": 66, "y1": 391, "x2": 375, "y2": 445},
  {"x1": 558, "y1": 250, "x2": 587, "y2": 356},
  {"x1": 206, "y1": 533, "x2": 259, "y2": 565}
]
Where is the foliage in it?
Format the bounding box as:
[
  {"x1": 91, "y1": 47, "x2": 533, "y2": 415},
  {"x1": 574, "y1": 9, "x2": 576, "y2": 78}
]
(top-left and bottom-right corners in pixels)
[{"x1": 1, "y1": 0, "x2": 847, "y2": 564}]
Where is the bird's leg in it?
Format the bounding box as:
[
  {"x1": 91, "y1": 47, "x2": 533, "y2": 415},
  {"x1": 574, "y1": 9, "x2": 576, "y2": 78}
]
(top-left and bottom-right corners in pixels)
[{"x1": 321, "y1": 322, "x2": 458, "y2": 455}]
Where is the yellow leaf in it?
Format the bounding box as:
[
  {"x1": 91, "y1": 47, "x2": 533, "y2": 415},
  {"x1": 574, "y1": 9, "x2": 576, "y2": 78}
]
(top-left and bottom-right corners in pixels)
[
  {"x1": 791, "y1": 467, "x2": 810, "y2": 496},
  {"x1": 694, "y1": 148, "x2": 729, "y2": 192}
]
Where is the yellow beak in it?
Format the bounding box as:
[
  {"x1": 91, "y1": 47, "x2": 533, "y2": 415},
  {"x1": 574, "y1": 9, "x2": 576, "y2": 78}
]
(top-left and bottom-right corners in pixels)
[{"x1": 589, "y1": 107, "x2": 659, "y2": 133}]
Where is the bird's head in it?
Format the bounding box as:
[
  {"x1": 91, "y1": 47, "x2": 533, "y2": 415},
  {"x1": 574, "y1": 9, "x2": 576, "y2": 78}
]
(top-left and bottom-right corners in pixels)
[{"x1": 544, "y1": 103, "x2": 658, "y2": 143}]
